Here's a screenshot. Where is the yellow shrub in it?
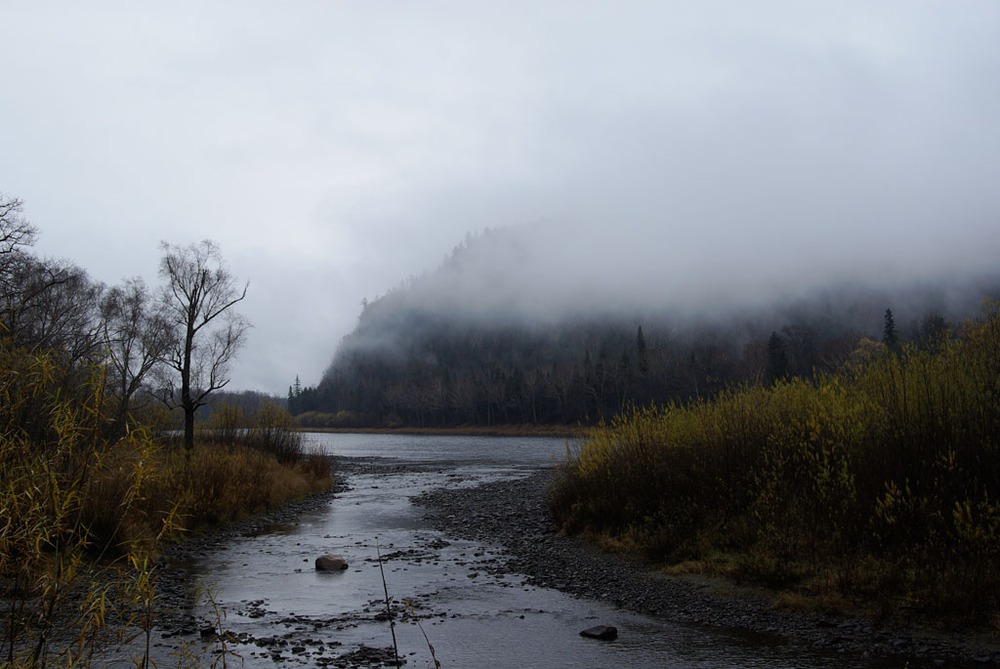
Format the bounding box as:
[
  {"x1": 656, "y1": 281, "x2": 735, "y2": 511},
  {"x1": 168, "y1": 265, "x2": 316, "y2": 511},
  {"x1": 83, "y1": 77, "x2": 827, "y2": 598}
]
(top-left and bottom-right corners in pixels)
[{"x1": 550, "y1": 305, "x2": 1000, "y2": 618}]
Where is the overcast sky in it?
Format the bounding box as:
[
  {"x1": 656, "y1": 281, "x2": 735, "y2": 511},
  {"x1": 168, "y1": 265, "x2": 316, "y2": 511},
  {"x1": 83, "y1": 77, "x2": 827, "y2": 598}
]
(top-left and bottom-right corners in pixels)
[{"x1": 2, "y1": 2, "x2": 999, "y2": 393}]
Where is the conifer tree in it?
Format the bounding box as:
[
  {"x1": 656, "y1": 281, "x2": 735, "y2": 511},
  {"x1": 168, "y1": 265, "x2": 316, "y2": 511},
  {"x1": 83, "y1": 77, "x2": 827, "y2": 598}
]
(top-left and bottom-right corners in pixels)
[
  {"x1": 767, "y1": 331, "x2": 788, "y2": 382},
  {"x1": 636, "y1": 325, "x2": 649, "y2": 374},
  {"x1": 882, "y1": 308, "x2": 900, "y2": 352}
]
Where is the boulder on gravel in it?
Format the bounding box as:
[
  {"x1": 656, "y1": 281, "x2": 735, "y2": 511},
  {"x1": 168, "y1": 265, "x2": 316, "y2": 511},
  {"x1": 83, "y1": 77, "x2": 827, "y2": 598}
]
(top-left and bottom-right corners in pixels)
[
  {"x1": 315, "y1": 554, "x2": 349, "y2": 571},
  {"x1": 580, "y1": 625, "x2": 618, "y2": 640}
]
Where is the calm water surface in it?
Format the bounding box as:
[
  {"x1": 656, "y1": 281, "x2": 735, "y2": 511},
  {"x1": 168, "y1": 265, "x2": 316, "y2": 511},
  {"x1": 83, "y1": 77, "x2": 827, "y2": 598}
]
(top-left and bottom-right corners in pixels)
[{"x1": 129, "y1": 433, "x2": 911, "y2": 668}]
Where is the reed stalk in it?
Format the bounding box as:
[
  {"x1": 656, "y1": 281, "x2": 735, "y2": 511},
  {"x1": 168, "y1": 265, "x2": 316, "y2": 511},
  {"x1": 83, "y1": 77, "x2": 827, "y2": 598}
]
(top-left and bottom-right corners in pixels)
[{"x1": 375, "y1": 538, "x2": 401, "y2": 667}]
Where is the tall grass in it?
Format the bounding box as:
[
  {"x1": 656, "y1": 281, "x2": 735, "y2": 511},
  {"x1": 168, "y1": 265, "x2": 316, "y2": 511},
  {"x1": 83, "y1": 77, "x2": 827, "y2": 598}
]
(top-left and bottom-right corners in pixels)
[
  {"x1": 149, "y1": 442, "x2": 332, "y2": 532},
  {"x1": 0, "y1": 343, "x2": 333, "y2": 667},
  {"x1": 550, "y1": 302, "x2": 1000, "y2": 621},
  {"x1": 0, "y1": 348, "x2": 168, "y2": 667},
  {"x1": 202, "y1": 400, "x2": 311, "y2": 464}
]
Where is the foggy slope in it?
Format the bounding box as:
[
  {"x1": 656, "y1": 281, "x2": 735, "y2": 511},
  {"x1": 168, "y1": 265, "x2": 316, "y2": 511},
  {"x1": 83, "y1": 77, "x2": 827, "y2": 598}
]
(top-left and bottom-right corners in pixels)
[
  {"x1": 331, "y1": 224, "x2": 998, "y2": 359},
  {"x1": 305, "y1": 224, "x2": 999, "y2": 426}
]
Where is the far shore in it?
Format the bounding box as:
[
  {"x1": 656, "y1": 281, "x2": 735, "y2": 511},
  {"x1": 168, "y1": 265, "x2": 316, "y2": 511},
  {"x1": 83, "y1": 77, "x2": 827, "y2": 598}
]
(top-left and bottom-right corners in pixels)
[{"x1": 294, "y1": 424, "x2": 589, "y2": 438}]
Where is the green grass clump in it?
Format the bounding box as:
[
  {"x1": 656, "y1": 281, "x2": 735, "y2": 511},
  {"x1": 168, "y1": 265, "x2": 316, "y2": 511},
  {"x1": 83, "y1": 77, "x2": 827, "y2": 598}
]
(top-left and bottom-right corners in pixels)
[{"x1": 550, "y1": 301, "x2": 1000, "y2": 622}]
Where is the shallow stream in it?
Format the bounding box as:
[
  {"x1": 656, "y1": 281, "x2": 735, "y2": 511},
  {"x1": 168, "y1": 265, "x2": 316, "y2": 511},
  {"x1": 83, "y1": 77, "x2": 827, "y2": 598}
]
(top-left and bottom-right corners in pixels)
[{"x1": 128, "y1": 434, "x2": 920, "y2": 668}]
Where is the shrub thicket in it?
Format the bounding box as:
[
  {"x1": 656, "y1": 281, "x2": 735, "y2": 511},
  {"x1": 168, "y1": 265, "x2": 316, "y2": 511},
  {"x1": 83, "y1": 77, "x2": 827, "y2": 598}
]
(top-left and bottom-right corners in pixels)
[
  {"x1": 0, "y1": 344, "x2": 166, "y2": 667},
  {"x1": 201, "y1": 400, "x2": 309, "y2": 464},
  {"x1": 0, "y1": 342, "x2": 333, "y2": 667},
  {"x1": 550, "y1": 301, "x2": 1000, "y2": 620}
]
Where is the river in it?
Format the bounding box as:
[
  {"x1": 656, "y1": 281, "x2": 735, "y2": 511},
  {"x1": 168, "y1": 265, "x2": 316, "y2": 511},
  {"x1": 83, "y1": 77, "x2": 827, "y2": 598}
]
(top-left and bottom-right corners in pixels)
[{"x1": 127, "y1": 433, "x2": 940, "y2": 668}]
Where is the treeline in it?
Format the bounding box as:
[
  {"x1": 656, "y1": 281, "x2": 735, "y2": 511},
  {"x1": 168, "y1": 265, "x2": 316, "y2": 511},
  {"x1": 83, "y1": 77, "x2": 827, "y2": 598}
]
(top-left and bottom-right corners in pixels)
[
  {"x1": 550, "y1": 303, "x2": 1000, "y2": 620},
  {"x1": 292, "y1": 281, "x2": 977, "y2": 428}
]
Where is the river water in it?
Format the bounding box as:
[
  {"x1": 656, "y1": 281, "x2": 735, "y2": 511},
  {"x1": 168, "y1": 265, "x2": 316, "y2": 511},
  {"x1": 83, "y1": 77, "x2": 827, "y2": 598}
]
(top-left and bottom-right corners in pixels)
[{"x1": 132, "y1": 433, "x2": 916, "y2": 668}]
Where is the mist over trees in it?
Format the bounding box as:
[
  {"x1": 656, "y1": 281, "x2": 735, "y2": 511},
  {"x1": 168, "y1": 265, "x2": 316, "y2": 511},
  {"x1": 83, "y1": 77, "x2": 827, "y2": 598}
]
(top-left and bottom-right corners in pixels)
[{"x1": 297, "y1": 227, "x2": 999, "y2": 428}]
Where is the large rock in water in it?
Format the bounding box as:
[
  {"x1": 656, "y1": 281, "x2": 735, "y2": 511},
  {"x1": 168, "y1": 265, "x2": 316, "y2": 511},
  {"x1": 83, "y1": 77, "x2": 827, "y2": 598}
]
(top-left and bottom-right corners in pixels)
[
  {"x1": 580, "y1": 625, "x2": 618, "y2": 640},
  {"x1": 315, "y1": 554, "x2": 349, "y2": 571}
]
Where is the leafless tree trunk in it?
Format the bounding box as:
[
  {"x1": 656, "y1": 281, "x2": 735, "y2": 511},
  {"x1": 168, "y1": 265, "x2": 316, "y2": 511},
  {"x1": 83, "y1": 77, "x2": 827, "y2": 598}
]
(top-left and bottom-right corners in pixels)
[
  {"x1": 99, "y1": 277, "x2": 173, "y2": 436},
  {"x1": 158, "y1": 241, "x2": 249, "y2": 451}
]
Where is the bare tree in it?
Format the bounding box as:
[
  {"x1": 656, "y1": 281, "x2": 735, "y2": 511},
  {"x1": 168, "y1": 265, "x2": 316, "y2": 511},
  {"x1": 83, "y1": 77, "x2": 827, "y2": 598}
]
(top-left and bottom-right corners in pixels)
[
  {"x1": 0, "y1": 194, "x2": 37, "y2": 257},
  {"x1": 1, "y1": 195, "x2": 39, "y2": 320},
  {"x1": 1, "y1": 253, "x2": 102, "y2": 363},
  {"x1": 99, "y1": 277, "x2": 173, "y2": 435},
  {"x1": 158, "y1": 240, "x2": 249, "y2": 451}
]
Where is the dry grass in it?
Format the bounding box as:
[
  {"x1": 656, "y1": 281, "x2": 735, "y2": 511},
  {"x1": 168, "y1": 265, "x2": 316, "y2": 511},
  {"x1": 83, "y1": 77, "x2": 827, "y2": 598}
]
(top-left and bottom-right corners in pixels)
[
  {"x1": 550, "y1": 301, "x2": 1000, "y2": 623},
  {"x1": 1, "y1": 343, "x2": 334, "y2": 667},
  {"x1": 143, "y1": 443, "x2": 332, "y2": 537},
  {"x1": 75, "y1": 434, "x2": 333, "y2": 552}
]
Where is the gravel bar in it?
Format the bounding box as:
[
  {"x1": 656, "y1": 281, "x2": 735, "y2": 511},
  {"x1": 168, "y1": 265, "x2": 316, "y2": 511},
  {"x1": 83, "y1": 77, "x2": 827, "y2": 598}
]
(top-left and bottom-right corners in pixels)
[{"x1": 414, "y1": 469, "x2": 1000, "y2": 667}]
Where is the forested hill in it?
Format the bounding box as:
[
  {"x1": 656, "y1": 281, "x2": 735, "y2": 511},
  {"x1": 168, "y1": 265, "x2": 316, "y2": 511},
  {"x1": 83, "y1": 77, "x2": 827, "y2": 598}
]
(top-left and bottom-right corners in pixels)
[{"x1": 291, "y1": 227, "x2": 999, "y2": 428}]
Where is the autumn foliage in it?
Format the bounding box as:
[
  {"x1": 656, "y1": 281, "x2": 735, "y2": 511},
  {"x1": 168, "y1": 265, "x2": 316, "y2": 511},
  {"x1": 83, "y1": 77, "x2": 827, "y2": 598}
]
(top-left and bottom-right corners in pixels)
[
  {"x1": 550, "y1": 301, "x2": 1000, "y2": 620},
  {"x1": 0, "y1": 341, "x2": 331, "y2": 667}
]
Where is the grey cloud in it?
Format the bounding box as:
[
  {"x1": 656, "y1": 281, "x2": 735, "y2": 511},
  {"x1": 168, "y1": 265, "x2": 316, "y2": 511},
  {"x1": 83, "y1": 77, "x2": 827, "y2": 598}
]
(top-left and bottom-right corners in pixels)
[{"x1": 2, "y1": 2, "x2": 998, "y2": 391}]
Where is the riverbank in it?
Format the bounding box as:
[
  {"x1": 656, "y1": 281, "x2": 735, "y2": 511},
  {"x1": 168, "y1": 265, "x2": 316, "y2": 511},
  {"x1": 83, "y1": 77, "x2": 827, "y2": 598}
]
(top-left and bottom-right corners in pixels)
[
  {"x1": 146, "y1": 454, "x2": 999, "y2": 667},
  {"x1": 149, "y1": 479, "x2": 347, "y2": 643},
  {"x1": 415, "y1": 469, "x2": 1000, "y2": 667}
]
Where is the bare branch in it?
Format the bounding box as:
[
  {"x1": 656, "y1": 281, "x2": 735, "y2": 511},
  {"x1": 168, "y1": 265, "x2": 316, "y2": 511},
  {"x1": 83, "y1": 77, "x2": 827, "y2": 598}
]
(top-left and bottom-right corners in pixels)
[
  {"x1": 157, "y1": 240, "x2": 250, "y2": 450},
  {"x1": 0, "y1": 194, "x2": 38, "y2": 256},
  {"x1": 99, "y1": 277, "x2": 175, "y2": 435}
]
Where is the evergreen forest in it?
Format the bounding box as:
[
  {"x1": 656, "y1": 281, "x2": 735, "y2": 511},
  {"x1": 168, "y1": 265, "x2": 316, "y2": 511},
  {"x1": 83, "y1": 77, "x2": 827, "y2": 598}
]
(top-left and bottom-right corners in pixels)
[{"x1": 290, "y1": 228, "x2": 998, "y2": 429}]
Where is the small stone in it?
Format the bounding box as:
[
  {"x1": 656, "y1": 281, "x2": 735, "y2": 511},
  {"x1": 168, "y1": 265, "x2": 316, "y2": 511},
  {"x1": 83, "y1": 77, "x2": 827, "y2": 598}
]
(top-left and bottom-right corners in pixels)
[
  {"x1": 580, "y1": 625, "x2": 618, "y2": 640},
  {"x1": 315, "y1": 554, "x2": 349, "y2": 571}
]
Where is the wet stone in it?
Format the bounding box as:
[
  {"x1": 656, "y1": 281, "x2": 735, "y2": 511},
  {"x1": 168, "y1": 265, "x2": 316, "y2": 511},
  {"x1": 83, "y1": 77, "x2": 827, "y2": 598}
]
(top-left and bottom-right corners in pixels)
[
  {"x1": 316, "y1": 554, "x2": 350, "y2": 571},
  {"x1": 580, "y1": 625, "x2": 619, "y2": 641}
]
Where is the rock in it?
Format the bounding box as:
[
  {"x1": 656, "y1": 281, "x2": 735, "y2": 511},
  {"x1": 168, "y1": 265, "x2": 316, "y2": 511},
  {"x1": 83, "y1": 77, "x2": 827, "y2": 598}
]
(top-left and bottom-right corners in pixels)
[
  {"x1": 580, "y1": 625, "x2": 618, "y2": 640},
  {"x1": 315, "y1": 554, "x2": 349, "y2": 571}
]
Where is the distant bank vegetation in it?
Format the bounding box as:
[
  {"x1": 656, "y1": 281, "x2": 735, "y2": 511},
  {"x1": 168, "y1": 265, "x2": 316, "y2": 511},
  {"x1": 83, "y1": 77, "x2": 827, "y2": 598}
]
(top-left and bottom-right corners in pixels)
[
  {"x1": 550, "y1": 302, "x2": 1000, "y2": 622},
  {"x1": 293, "y1": 292, "x2": 987, "y2": 431}
]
